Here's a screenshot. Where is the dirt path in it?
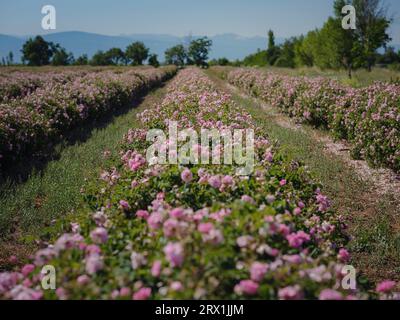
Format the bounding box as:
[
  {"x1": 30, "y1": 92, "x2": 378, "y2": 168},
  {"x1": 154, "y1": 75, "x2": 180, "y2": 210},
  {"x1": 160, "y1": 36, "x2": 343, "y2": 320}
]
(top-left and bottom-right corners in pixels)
[{"x1": 206, "y1": 69, "x2": 400, "y2": 283}]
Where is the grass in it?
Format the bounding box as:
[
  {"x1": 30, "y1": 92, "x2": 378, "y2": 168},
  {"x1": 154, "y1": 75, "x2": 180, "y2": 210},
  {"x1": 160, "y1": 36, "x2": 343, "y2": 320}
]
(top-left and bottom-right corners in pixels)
[
  {"x1": 265, "y1": 66, "x2": 400, "y2": 87},
  {"x1": 215, "y1": 65, "x2": 400, "y2": 87},
  {"x1": 206, "y1": 69, "x2": 400, "y2": 283},
  {"x1": 0, "y1": 82, "x2": 170, "y2": 267}
]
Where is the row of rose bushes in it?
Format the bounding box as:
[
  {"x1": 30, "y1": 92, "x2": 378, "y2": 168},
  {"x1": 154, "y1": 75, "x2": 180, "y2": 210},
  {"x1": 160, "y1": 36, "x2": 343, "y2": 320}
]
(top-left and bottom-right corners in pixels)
[
  {"x1": 0, "y1": 67, "x2": 397, "y2": 300},
  {"x1": 221, "y1": 68, "x2": 400, "y2": 173},
  {"x1": 0, "y1": 67, "x2": 177, "y2": 169},
  {"x1": 0, "y1": 70, "x2": 89, "y2": 103}
]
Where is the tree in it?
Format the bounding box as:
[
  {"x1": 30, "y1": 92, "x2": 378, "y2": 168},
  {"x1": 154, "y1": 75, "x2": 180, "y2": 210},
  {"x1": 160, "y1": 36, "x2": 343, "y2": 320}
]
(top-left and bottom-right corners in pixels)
[
  {"x1": 90, "y1": 51, "x2": 112, "y2": 66},
  {"x1": 266, "y1": 30, "x2": 280, "y2": 65},
  {"x1": 352, "y1": 0, "x2": 392, "y2": 71},
  {"x1": 376, "y1": 46, "x2": 400, "y2": 65},
  {"x1": 242, "y1": 50, "x2": 268, "y2": 67},
  {"x1": 274, "y1": 38, "x2": 297, "y2": 68},
  {"x1": 165, "y1": 44, "x2": 187, "y2": 66},
  {"x1": 105, "y1": 48, "x2": 126, "y2": 65},
  {"x1": 321, "y1": 15, "x2": 360, "y2": 77},
  {"x1": 187, "y1": 37, "x2": 212, "y2": 68},
  {"x1": 148, "y1": 54, "x2": 160, "y2": 68},
  {"x1": 297, "y1": 0, "x2": 361, "y2": 78},
  {"x1": 209, "y1": 57, "x2": 230, "y2": 66},
  {"x1": 52, "y1": 47, "x2": 74, "y2": 66},
  {"x1": 6, "y1": 52, "x2": 14, "y2": 65},
  {"x1": 294, "y1": 36, "x2": 314, "y2": 67},
  {"x1": 125, "y1": 42, "x2": 149, "y2": 65},
  {"x1": 21, "y1": 36, "x2": 53, "y2": 66},
  {"x1": 74, "y1": 54, "x2": 89, "y2": 66}
]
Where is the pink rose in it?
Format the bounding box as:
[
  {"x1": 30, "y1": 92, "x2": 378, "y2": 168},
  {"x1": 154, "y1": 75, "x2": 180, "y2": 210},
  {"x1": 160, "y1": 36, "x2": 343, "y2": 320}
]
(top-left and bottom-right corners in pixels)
[
  {"x1": 279, "y1": 285, "x2": 303, "y2": 300},
  {"x1": 181, "y1": 168, "x2": 193, "y2": 183},
  {"x1": 151, "y1": 260, "x2": 162, "y2": 277},
  {"x1": 119, "y1": 200, "x2": 131, "y2": 211},
  {"x1": 148, "y1": 212, "x2": 163, "y2": 230},
  {"x1": 338, "y1": 248, "x2": 350, "y2": 263},
  {"x1": 163, "y1": 242, "x2": 184, "y2": 268},
  {"x1": 250, "y1": 262, "x2": 269, "y2": 282},
  {"x1": 170, "y1": 281, "x2": 184, "y2": 292},
  {"x1": 77, "y1": 275, "x2": 90, "y2": 286},
  {"x1": 376, "y1": 280, "x2": 397, "y2": 293},
  {"x1": 198, "y1": 223, "x2": 214, "y2": 234},
  {"x1": 133, "y1": 287, "x2": 151, "y2": 300},
  {"x1": 234, "y1": 280, "x2": 259, "y2": 296},
  {"x1": 208, "y1": 175, "x2": 222, "y2": 189},
  {"x1": 136, "y1": 210, "x2": 150, "y2": 220},
  {"x1": 222, "y1": 175, "x2": 234, "y2": 186},
  {"x1": 90, "y1": 227, "x2": 108, "y2": 244},
  {"x1": 21, "y1": 264, "x2": 35, "y2": 277},
  {"x1": 85, "y1": 254, "x2": 104, "y2": 275},
  {"x1": 170, "y1": 208, "x2": 184, "y2": 219},
  {"x1": 319, "y1": 289, "x2": 343, "y2": 300}
]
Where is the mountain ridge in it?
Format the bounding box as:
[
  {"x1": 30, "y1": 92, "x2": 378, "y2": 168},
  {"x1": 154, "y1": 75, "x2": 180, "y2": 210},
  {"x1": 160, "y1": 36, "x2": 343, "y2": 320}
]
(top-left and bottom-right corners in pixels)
[{"x1": 0, "y1": 31, "x2": 274, "y2": 63}]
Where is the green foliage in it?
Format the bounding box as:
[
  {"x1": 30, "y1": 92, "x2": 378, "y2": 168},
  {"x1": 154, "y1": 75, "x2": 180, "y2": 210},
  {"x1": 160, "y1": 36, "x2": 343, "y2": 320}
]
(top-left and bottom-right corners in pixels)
[
  {"x1": 274, "y1": 39, "x2": 297, "y2": 68},
  {"x1": 73, "y1": 54, "x2": 89, "y2": 66},
  {"x1": 294, "y1": 35, "x2": 314, "y2": 67},
  {"x1": 105, "y1": 48, "x2": 126, "y2": 65},
  {"x1": 21, "y1": 36, "x2": 54, "y2": 66},
  {"x1": 241, "y1": 0, "x2": 393, "y2": 76},
  {"x1": 243, "y1": 50, "x2": 268, "y2": 67},
  {"x1": 352, "y1": 0, "x2": 392, "y2": 71},
  {"x1": 90, "y1": 50, "x2": 112, "y2": 66},
  {"x1": 164, "y1": 44, "x2": 187, "y2": 66},
  {"x1": 266, "y1": 30, "x2": 280, "y2": 66},
  {"x1": 148, "y1": 54, "x2": 160, "y2": 68},
  {"x1": 209, "y1": 57, "x2": 231, "y2": 66},
  {"x1": 376, "y1": 47, "x2": 400, "y2": 65},
  {"x1": 125, "y1": 41, "x2": 149, "y2": 66},
  {"x1": 52, "y1": 47, "x2": 74, "y2": 66},
  {"x1": 187, "y1": 37, "x2": 212, "y2": 68}
]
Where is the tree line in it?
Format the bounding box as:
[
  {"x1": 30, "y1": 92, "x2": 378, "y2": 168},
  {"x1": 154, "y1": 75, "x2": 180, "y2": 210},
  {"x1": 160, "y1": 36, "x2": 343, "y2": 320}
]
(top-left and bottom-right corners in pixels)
[
  {"x1": 0, "y1": 35, "x2": 213, "y2": 68},
  {"x1": 241, "y1": 0, "x2": 398, "y2": 77}
]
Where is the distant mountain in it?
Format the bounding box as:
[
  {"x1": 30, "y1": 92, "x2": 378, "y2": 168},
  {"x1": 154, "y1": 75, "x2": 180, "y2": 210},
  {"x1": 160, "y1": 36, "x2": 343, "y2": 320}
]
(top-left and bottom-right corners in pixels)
[
  {"x1": 0, "y1": 34, "x2": 25, "y2": 61},
  {"x1": 0, "y1": 31, "x2": 274, "y2": 63},
  {"x1": 2, "y1": 31, "x2": 396, "y2": 64}
]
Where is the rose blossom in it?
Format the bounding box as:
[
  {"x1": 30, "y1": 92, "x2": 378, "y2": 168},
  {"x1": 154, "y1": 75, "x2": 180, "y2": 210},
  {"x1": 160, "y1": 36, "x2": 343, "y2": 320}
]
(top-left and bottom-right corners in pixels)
[
  {"x1": 90, "y1": 227, "x2": 108, "y2": 244},
  {"x1": 198, "y1": 223, "x2": 214, "y2": 234},
  {"x1": 319, "y1": 289, "x2": 343, "y2": 300},
  {"x1": 163, "y1": 242, "x2": 184, "y2": 268},
  {"x1": 250, "y1": 262, "x2": 269, "y2": 282},
  {"x1": 234, "y1": 280, "x2": 259, "y2": 296},
  {"x1": 181, "y1": 168, "x2": 193, "y2": 183},
  {"x1": 136, "y1": 210, "x2": 150, "y2": 220},
  {"x1": 278, "y1": 285, "x2": 303, "y2": 300},
  {"x1": 119, "y1": 200, "x2": 131, "y2": 211},
  {"x1": 133, "y1": 287, "x2": 151, "y2": 300},
  {"x1": 376, "y1": 280, "x2": 397, "y2": 293},
  {"x1": 151, "y1": 260, "x2": 162, "y2": 277}
]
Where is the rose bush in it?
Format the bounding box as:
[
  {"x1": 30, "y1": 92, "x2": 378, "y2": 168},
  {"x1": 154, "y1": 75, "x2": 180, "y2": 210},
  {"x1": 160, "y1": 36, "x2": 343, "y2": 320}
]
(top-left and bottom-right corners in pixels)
[
  {"x1": 0, "y1": 67, "x2": 177, "y2": 169},
  {"x1": 225, "y1": 68, "x2": 400, "y2": 172}
]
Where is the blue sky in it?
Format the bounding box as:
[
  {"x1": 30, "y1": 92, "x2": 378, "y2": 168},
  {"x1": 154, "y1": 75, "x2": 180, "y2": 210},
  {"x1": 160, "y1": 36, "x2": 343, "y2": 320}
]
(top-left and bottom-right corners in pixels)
[{"x1": 1, "y1": 0, "x2": 400, "y2": 42}]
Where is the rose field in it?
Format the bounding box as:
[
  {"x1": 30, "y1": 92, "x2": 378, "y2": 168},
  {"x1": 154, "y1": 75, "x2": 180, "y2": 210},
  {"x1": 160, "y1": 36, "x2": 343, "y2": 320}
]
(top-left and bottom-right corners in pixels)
[
  {"x1": 0, "y1": 67, "x2": 399, "y2": 300},
  {"x1": 0, "y1": 66, "x2": 177, "y2": 170},
  {"x1": 215, "y1": 67, "x2": 400, "y2": 173}
]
